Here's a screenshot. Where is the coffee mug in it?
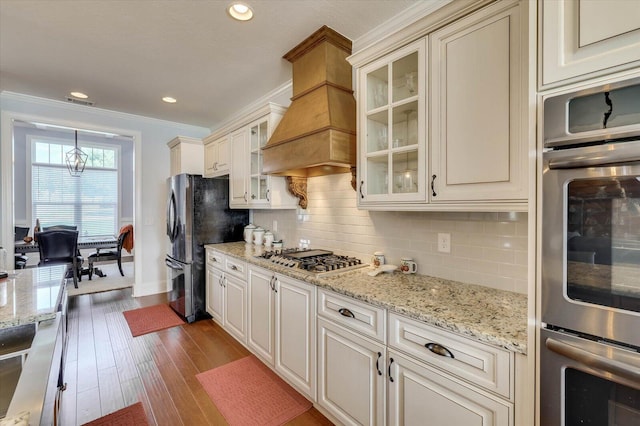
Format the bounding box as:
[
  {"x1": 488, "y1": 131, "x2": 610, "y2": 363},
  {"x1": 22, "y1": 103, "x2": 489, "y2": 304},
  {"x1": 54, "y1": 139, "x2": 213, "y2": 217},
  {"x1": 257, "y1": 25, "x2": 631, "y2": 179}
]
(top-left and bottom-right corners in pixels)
[
  {"x1": 400, "y1": 257, "x2": 417, "y2": 274},
  {"x1": 372, "y1": 251, "x2": 385, "y2": 267}
]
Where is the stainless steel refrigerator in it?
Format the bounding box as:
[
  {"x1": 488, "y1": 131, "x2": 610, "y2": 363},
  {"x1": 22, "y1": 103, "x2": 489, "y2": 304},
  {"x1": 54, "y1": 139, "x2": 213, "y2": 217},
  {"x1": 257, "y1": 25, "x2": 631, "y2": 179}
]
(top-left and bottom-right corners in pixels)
[{"x1": 165, "y1": 174, "x2": 248, "y2": 322}]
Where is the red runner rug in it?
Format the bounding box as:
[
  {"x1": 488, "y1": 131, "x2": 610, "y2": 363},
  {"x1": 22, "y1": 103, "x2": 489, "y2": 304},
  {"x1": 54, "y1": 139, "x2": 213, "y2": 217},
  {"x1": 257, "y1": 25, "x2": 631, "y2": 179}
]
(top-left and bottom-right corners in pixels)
[
  {"x1": 122, "y1": 304, "x2": 184, "y2": 337},
  {"x1": 82, "y1": 402, "x2": 149, "y2": 425},
  {"x1": 196, "y1": 355, "x2": 312, "y2": 426}
]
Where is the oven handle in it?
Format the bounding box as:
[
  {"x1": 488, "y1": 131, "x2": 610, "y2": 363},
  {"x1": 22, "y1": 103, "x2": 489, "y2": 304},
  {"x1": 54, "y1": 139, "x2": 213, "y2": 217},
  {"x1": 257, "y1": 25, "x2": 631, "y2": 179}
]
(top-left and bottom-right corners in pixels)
[
  {"x1": 546, "y1": 337, "x2": 640, "y2": 384},
  {"x1": 547, "y1": 141, "x2": 640, "y2": 169}
]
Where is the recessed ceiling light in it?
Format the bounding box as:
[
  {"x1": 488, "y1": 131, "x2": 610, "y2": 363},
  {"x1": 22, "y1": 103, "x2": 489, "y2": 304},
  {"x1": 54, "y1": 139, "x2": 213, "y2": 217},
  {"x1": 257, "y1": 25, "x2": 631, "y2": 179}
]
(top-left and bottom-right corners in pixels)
[
  {"x1": 227, "y1": 2, "x2": 253, "y2": 21},
  {"x1": 70, "y1": 91, "x2": 88, "y2": 99},
  {"x1": 162, "y1": 96, "x2": 177, "y2": 103}
]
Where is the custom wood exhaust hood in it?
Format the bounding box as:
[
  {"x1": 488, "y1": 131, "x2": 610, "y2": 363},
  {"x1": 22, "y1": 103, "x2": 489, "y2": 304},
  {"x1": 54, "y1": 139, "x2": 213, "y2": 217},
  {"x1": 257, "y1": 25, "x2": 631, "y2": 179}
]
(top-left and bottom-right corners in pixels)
[{"x1": 262, "y1": 26, "x2": 357, "y2": 208}]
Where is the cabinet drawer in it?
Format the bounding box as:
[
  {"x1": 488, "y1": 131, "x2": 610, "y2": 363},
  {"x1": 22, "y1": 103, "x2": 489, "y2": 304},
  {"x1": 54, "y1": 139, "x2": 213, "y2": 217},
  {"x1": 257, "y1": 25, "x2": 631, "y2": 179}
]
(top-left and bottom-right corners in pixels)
[
  {"x1": 388, "y1": 312, "x2": 513, "y2": 400},
  {"x1": 317, "y1": 289, "x2": 385, "y2": 343},
  {"x1": 206, "y1": 250, "x2": 225, "y2": 269},
  {"x1": 224, "y1": 257, "x2": 246, "y2": 279}
]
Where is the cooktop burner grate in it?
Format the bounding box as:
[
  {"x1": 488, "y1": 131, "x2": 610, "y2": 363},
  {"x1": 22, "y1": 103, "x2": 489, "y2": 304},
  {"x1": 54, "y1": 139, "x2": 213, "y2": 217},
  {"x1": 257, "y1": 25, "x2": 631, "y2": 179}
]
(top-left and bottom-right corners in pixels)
[{"x1": 257, "y1": 248, "x2": 365, "y2": 274}]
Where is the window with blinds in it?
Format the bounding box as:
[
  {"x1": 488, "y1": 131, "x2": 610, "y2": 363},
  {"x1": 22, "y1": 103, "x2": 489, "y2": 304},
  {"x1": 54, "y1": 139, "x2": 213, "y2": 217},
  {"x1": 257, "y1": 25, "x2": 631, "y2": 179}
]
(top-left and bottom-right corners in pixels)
[{"x1": 32, "y1": 140, "x2": 119, "y2": 237}]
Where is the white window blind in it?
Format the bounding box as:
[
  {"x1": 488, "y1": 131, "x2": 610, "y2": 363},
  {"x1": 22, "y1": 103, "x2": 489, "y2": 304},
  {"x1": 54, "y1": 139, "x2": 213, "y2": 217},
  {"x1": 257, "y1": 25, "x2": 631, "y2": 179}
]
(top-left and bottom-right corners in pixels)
[{"x1": 31, "y1": 140, "x2": 119, "y2": 237}]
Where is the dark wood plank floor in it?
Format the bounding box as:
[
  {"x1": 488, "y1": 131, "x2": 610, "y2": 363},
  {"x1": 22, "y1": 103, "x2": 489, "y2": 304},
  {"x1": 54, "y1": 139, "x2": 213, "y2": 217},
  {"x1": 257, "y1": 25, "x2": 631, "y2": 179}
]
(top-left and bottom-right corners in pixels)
[{"x1": 61, "y1": 288, "x2": 333, "y2": 425}]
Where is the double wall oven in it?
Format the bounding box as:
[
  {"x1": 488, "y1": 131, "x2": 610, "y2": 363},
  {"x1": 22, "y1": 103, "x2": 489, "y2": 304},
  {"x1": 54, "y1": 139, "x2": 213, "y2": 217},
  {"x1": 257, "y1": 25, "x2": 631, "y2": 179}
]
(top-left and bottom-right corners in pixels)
[{"x1": 540, "y1": 77, "x2": 640, "y2": 425}]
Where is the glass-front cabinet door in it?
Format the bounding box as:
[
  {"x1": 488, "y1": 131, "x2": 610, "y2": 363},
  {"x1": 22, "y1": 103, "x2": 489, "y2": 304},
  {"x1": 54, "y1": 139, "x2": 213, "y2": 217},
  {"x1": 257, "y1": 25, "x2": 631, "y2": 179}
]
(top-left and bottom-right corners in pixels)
[
  {"x1": 249, "y1": 119, "x2": 269, "y2": 205},
  {"x1": 358, "y1": 39, "x2": 426, "y2": 205}
]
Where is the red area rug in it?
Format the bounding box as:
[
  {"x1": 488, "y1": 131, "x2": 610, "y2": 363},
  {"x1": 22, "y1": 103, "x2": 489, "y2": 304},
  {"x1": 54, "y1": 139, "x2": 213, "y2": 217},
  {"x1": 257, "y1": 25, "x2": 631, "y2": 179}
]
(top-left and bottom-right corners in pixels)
[
  {"x1": 82, "y1": 402, "x2": 149, "y2": 425},
  {"x1": 196, "y1": 355, "x2": 312, "y2": 426},
  {"x1": 122, "y1": 304, "x2": 184, "y2": 337}
]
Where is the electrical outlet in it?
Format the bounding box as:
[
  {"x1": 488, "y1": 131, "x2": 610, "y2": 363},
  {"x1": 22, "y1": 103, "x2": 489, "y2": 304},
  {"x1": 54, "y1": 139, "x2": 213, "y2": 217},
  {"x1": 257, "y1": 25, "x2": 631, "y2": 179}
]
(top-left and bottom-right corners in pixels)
[
  {"x1": 272, "y1": 220, "x2": 278, "y2": 232},
  {"x1": 437, "y1": 233, "x2": 451, "y2": 253}
]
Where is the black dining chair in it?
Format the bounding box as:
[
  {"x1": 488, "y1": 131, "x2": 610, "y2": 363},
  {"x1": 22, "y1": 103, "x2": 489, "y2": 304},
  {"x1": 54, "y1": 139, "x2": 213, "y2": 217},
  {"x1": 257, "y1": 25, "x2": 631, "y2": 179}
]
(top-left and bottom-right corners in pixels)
[
  {"x1": 35, "y1": 229, "x2": 84, "y2": 288},
  {"x1": 14, "y1": 226, "x2": 30, "y2": 269},
  {"x1": 87, "y1": 228, "x2": 130, "y2": 280},
  {"x1": 42, "y1": 225, "x2": 78, "y2": 231}
]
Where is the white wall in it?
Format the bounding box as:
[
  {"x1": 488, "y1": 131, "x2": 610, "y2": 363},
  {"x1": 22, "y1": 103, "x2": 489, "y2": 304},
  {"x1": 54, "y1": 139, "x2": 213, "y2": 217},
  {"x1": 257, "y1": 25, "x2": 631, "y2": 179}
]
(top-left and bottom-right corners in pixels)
[
  {"x1": 1, "y1": 92, "x2": 210, "y2": 296},
  {"x1": 253, "y1": 173, "x2": 528, "y2": 294}
]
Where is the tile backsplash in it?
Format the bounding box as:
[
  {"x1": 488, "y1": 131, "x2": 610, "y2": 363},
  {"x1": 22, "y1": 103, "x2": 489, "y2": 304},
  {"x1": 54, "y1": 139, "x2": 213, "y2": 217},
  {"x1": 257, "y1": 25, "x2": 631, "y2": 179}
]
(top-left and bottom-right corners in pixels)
[{"x1": 253, "y1": 174, "x2": 528, "y2": 294}]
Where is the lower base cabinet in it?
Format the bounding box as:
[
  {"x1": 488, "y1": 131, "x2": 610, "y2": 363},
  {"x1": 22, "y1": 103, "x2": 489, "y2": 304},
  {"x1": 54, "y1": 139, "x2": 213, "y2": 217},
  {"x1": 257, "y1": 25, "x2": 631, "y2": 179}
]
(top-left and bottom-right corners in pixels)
[
  {"x1": 223, "y1": 275, "x2": 247, "y2": 343},
  {"x1": 387, "y1": 350, "x2": 512, "y2": 426},
  {"x1": 246, "y1": 265, "x2": 316, "y2": 400},
  {"x1": 317, "y1": 318, "x2": 386, "y2": 426}
]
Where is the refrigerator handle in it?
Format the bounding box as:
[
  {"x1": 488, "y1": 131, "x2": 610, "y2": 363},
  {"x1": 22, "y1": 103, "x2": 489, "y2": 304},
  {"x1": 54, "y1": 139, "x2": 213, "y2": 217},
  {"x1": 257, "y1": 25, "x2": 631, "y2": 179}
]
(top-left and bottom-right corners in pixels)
[
  {"x1": 165, "y1": 257, "x2": 183, "y2": 270},
  {"x1": 167, "y1": 190, "x2": 177, "y2": 242}
]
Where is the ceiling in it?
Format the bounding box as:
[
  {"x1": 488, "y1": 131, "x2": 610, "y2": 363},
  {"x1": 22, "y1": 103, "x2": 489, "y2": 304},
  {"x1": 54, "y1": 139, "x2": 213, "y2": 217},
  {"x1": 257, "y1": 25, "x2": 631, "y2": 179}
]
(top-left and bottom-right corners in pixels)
[{"x1": 0, "y1": 0, "x2": 423, "y2": 130}]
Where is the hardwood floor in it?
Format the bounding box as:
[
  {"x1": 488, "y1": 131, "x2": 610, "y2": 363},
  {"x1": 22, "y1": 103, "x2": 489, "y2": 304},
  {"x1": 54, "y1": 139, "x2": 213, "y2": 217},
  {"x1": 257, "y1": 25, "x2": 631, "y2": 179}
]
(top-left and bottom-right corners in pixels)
[{"x1": 61, "y1": 289, "x2": 333, "y2": 425}]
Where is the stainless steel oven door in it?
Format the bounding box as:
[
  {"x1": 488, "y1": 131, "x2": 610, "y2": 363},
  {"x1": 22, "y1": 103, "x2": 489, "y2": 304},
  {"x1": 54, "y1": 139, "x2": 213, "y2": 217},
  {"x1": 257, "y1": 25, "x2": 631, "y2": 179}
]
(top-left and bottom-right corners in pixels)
[
  {"x1": 165, "y1": 255, "x2": 192, "y2": 321},
  {"x1": 540, "y1": 328, "x2": 640, "y2": 426},
  {"x1": 542, "y1": 140, "x2": 640, "y2": 346}
]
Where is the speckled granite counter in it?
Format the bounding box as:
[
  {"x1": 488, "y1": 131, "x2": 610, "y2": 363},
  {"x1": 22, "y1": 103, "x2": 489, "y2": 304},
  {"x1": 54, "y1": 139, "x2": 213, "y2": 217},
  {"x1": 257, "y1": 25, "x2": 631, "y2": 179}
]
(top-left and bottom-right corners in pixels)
[
  {"x1": 0, "y1": 266, "x2": 66, "y2": 329},
  {"x1": 206, "y1": 242, "x2": 528, "y2": 354}
]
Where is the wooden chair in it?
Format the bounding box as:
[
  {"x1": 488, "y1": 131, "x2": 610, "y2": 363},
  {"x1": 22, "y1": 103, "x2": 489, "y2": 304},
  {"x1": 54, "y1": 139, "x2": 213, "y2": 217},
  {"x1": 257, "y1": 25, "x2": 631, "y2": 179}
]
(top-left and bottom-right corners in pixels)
[
  {"x1": 35, "y1": 229, "x2": 83, "y2": 288},
  {"x1": 87, "y1": 228, "x2": 130, "y2": 280}
]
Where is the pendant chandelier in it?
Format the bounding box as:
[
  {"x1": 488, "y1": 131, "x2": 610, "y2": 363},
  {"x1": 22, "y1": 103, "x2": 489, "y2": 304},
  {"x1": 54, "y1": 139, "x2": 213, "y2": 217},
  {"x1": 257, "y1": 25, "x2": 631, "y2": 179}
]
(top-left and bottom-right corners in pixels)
[{"x1": 65, "y1": 130, "x2": 88, "y2": 177}]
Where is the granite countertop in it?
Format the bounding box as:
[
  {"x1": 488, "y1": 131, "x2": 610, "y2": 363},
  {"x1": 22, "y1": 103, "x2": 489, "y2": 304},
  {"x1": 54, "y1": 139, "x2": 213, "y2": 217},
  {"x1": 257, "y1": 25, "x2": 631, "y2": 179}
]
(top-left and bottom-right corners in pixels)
[
  {"x1": 0, "y1": 266, "x2": 66, "y2": 329},
  {"x1": 206, "y1": 242, "x2": 528, "y2": 354}
]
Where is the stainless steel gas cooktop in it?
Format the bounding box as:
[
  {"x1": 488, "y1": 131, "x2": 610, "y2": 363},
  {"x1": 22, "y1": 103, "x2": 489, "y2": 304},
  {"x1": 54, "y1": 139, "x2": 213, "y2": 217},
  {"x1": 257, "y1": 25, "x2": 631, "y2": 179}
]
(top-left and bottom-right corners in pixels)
[{"x1": 256, "y1": 248, "x2": 366, "y2": 275}]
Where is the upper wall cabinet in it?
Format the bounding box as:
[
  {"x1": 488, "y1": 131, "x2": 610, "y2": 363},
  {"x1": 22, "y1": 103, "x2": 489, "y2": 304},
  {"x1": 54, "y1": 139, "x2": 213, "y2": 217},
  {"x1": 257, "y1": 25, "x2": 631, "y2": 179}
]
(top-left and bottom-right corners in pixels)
[
  {"x1": 540, "y1": 0, "x2": 640, "y2": 88},
  {"x1": 430, "y1": 0, "x2": 527, "y2": 203},
  {"x1": 354, "y1": 0, "x2": 528, "y2": 211},
  {"x1": 229, "y1": 104, "x2": 298, "y2": 209},
  {"x1": 203, "y1": 134, "x2": 229, "y2": 177},
  {"x1": 167, "y1": 136, "x2": 203, "y2": 176},
  {"x1": 357, "y1": 39, "x2": 427, "y2": 206}
]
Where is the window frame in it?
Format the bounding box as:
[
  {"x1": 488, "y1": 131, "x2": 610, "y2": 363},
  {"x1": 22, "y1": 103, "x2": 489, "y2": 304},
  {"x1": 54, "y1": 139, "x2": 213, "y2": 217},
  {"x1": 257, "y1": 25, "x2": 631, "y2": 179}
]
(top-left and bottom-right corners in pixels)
[{"x1": 27, "y1": 134, "x2": 122, "y2": 237}]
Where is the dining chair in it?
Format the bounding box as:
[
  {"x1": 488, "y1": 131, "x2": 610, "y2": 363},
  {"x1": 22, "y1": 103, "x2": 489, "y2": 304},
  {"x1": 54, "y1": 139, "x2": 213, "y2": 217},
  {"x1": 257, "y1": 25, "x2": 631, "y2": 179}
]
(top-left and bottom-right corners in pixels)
[
  {"x1": 35, "y1": 229, "x2": 83, "y2": 288},
  {"x1": 87, "y1": 227, "x2": 131, "y2": 280},
  {"x1": 42, "y1": 225, "x2": 77, "y2": 231},
  {"x1": 14, "y1": 226, "x2": 30, "y2": 269}
]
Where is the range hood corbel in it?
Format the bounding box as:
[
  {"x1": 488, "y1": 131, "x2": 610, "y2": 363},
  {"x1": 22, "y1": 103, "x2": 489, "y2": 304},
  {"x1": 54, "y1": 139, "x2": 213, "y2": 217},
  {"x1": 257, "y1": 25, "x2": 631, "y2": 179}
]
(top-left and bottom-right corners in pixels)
[{"x1": 262, "y1": 26, "x2": 358, "y2": 208}]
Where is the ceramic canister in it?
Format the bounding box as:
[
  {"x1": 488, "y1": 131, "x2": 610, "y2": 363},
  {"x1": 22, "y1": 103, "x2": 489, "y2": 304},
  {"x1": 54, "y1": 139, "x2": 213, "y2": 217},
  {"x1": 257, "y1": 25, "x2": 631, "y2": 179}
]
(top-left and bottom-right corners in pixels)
[
  {"x1": 244, "y1": 224, "x2": 256, "y2": 243},
  {"x1": 263, "y1": 231, "x2": 274, "y2": 248},
  {"x1": 253, "y1": 227, "x2": 265, "y2": 245}
]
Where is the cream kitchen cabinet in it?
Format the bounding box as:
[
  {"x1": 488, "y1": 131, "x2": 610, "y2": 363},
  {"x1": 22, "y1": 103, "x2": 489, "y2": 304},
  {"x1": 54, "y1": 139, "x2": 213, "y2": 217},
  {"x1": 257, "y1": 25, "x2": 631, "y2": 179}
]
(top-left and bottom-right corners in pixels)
[
  {"x1": 316, "y1": 289, "x2": 387, "y2": 425},
  {"x1": 540, "y1": 0, "x2": 640, "y2": 88},
  {"x1": 429, "y1": 0, "x2": 527, "y2": 204},
  {"x1": 387, "y1": 350, "x2": 512, "y2": 426},
  {"x1": 353, "y1": 0, "x2": 528, "y2": 211},
  {"x1": 203, "y1": 134, "x2": 229, "y2": 177},
  {"x1": 205, "y1": 248, "x2": 247, "y2": 343},
  {"x1": 167, "y1": 136, "x2": 203, "y2": 176},
  {"x1": 229, "y1": 104, "x2": 298, "y2": 209},
  {"x1": 388, "y1": 312, "x2": 514, "y2": 426},
  {"x1": 357, "y1": 39, "x2": 427, "y2": 206},
  {"x1": 246, "y1": 264, "x2": 316, "y2": 399}
]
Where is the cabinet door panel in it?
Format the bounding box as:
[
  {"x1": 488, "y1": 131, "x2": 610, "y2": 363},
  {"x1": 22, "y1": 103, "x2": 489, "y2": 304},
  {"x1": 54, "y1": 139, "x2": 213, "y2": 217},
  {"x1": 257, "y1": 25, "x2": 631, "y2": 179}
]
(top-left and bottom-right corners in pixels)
[
  {"x1": 223, "y1": 275, "x2": 246, "y2": 343},
  {"x1": 206, "y1": 267, "x2": 224, "y2": 324},
  {"x1": 317, "y1": 318, "x2": 385, "y2": 426},
  {"x1": 541, "y1": 0, "x2": 640, "y2": 86},
  {"x1": 247, "y1": 267, "x2": 275, "y2": 365},
  {"x1": 388, "y1": 351, "x2": 512, "y2": 426},
  {"x1": 430, "y1": 0, "x2": 526, "y2": 202},
  {"x1": 230, "y1": 129, "x2": 247, "y2": 206},
  {"x1": 275, "y1": 275, "x2": 315, "y2": 399}
]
